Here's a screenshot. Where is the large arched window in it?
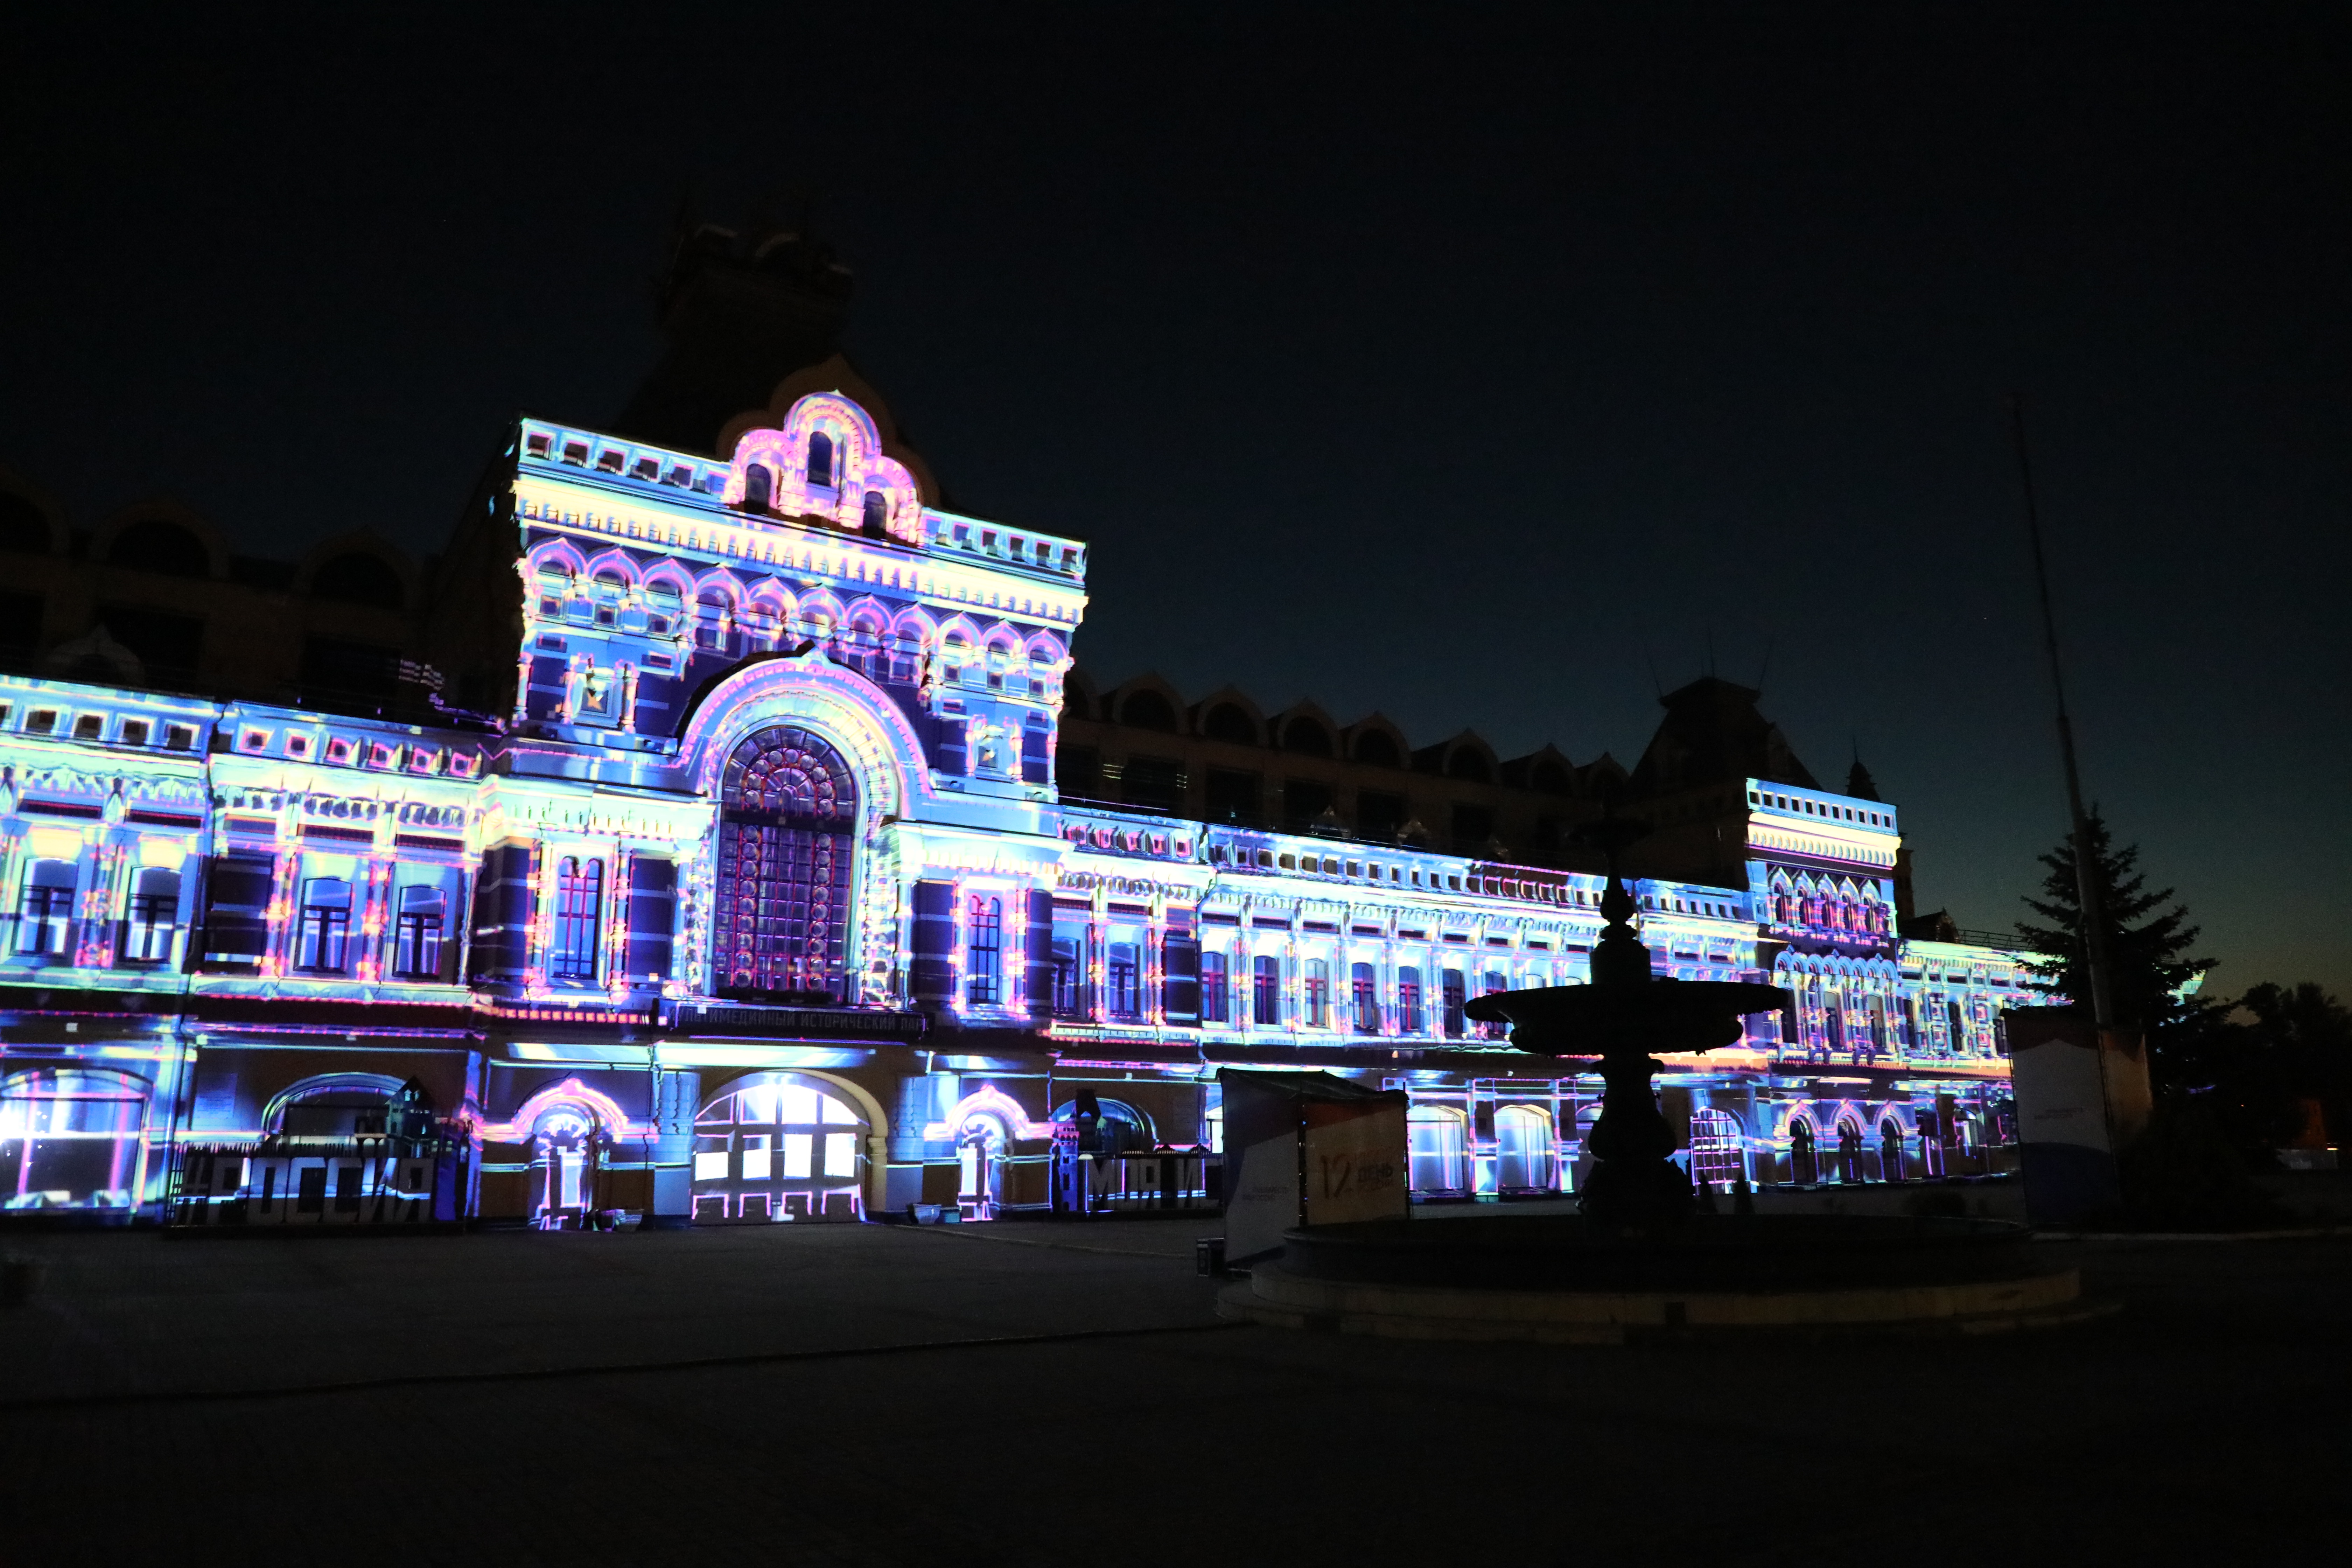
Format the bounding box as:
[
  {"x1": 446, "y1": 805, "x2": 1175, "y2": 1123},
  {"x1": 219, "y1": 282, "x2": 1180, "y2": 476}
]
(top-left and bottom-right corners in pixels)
[
  {"x1": 1688, "y1": 1106, "x2": 1745, "y2": 1190},
  {"x1": 693, "y1": 1071, "x2": 868, "y2": 1223},
  {"x1": 1494, "y1": 1104, "x2": 1555, "y2": 1194},
  {"x1": 713, "y1": 726, "x2": 858, "y2": 1003},
  {"x1": 1788, "y1": 1118, "x2": 1819, "y2": 1185},
  {"x1": 1, "y1": 1068, "x2": 149, "y2": 1211},
  {"x1": 1407, "y1": 1105, "x2": 1470, "y2": 1195},
  {"x1": 807, "y1": 431, "x2": 835, "y2": 488}
]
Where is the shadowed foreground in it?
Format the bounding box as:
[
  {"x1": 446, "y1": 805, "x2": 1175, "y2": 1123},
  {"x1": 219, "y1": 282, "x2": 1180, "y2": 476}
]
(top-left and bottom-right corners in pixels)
[{"x1": 3, "y1": 1219, "x2": 2345, "y2": 1564}]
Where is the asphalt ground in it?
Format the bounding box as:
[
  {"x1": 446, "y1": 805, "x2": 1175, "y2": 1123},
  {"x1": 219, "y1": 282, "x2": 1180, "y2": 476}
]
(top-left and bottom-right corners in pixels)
[{"x1": 2, "y1": 1218, "x2": 2345, "y2": 1565}]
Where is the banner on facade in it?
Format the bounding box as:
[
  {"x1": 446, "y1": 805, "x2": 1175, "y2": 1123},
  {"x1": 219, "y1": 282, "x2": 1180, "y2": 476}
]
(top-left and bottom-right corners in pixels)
[
  {"x1": 1301, "y1": 1100, "x2": 1408, "y2": 1226},
  {"x1": 2008, "y1": 1007, "x2": 2122, "y2": 1225},
  {"x1": 1218, "y1": 1070, "x2": 1408, "y2": 1266}
]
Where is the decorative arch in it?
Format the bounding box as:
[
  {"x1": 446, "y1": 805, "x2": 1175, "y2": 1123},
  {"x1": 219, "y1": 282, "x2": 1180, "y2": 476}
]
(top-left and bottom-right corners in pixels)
[
  {"x1": 678, "y1": 653, "x2": 933, "y2": 826},
  {"x1": 920, "y1": 1085, "x2": 1058, "y2": 1142},
  {"x1": 261, "y1": 1071, "x2": 409, "y2": 1134},
  {"x1": 690, "y1": 1068, "x2": 884, "y2": 1223},
  {"x1": 478, "y1": 1078, "x2": 649, "y2": 1144},
  {"x1": 95, "y1": 503, "x2": 227, "y2": 580},
  {"x1": 722, "y1": 391, "x2": 926, "y2": 545},
  {"x1": 580, "y1": 546, "x2": 642, "y2": 590},
  {"x1": 796, "y1": 588, "x2": 849, "y2": 640},
  {"x1": 641, "y1": 559, "x2": 695, "y2": 603},
  {"x1": 527, "y1": 538, "x2": 589, "y2": 580}
]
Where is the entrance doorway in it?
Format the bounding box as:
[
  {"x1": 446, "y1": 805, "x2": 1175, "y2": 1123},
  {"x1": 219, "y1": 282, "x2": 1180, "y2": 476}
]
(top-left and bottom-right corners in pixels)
[
  {"x1": 956, "y1": 1116, "x2": 1007, "y2": 1221},
  {"x1": 530, "y1": 1106, "x2": 601, "y2": 1229}
]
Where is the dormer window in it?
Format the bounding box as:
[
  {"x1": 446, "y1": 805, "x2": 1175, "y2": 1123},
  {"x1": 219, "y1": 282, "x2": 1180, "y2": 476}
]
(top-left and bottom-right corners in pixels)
[{"x1": 807, "y1": 432, "x2": 834, "y2": 488}]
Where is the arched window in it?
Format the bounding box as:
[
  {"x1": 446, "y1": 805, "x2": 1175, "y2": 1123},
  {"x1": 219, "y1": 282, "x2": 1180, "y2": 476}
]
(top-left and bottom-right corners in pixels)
[
  {"x1": 1495, "y1": 1104, "x2": 1556, "y2": 1193},
  {"x1": 741, "y1": 464, "x2": 774, "y2": 512},
  {"x1": 551, "y1": 858, "x2": 603, "y2": 980},
  {"x1": 1879, "y1": 1117, "x2": 1907, "y2": 1182},
  {"x1": 966, "y1": 895, "x2": 1003, "y2": 1006},
  {"x1": 807, "y1": 431, "x2": 835, "y2": 488},
  {"x1": 1788, "y1": 1118, "x2": 1818, "y2": 1184},
  {"x1": 1831, "y1": 1116, "x2": 1864, "y2": 1183},
  {"x1": 862, "y1": 489, "x2": 887, "y2": 537},
  {"x1": 1688, "y1": 1107, "x2": 1745, "y2": 1189},
  {"x1": 1408, "y1": 1106, "x2": 1470, "y2": 1194},
  {"x1": 714, "y1": 726, "x2": 857, "y2": 1003},
  {"x1": 693, "y1": 1071, "x2": 867, "y2": 1223},
  {"x1": 0, "y1": 1068, "x2": 149, "y2": 1211},
  {"x1": 1352, "y1": 729, "x2": 1400, "y2": 766},
  {"x1": 1446, "y1": 747, "x2": 1491, "y2": 783},
  {"x1": 1532, "y1": 760, "x2": 1570, "y2": 793}
]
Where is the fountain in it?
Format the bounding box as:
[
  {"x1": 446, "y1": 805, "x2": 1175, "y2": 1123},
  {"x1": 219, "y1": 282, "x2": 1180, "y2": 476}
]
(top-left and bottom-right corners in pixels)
[{"x1": 1218, "y1": 820, "x2": 2107, "y2": 1342}]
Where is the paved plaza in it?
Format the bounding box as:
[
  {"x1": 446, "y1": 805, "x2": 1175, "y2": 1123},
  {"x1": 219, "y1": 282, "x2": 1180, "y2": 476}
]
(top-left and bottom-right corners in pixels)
[{"x1": 4, "y1": 1217, "x2": 2347, "y2": 1564}]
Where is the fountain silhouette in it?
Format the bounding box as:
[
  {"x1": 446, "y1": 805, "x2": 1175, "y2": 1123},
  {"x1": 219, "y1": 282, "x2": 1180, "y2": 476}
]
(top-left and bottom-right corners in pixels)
[{"x1": 1465, "y1": 812, "x2": 1786, "y2": 1231}]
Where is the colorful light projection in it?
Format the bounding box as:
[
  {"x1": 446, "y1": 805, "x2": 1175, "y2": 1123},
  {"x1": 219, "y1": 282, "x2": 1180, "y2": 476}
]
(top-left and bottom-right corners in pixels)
[{"x1": 0, "y1": 387, "x2": 2036, "y2": 1225}]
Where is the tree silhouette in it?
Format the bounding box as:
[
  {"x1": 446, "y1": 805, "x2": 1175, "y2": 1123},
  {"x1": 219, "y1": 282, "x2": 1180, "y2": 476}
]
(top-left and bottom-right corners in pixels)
[{"x1": 2016, "y1": 809, "x2": 2211, "y2": 1046}]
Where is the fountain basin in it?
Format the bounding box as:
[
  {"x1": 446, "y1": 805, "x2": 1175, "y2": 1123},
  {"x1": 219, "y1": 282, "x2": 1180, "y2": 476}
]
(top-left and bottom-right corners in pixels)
[{"x1": 1218, "y1": 1214, "x2": 2109, "y2": 1342}]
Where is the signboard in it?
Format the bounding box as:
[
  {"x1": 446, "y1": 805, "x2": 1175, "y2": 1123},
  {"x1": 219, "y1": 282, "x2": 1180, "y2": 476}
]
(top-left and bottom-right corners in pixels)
[
  {"x1": 1302, "y1": 1100, "x2": 1408, "y2": 1226},
  {"x1": 1217, "y1": 1070, "x2": 1409, "y2": 1267},
  {"x1": 2008, "y1": 1006, "x2": 2123, "y2": 1225}
]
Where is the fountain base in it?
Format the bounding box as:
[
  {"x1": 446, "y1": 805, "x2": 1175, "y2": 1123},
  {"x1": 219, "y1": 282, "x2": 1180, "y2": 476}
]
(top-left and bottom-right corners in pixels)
[{"x1": 1216, "y1": 1214, "x2": 2110, "y2": 1342}]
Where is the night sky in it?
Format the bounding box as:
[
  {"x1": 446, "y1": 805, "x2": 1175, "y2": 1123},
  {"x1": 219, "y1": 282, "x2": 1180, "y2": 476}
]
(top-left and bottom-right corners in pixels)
[{"x1": 6, "y1": 5, "x2": 2346, "y2": 995}]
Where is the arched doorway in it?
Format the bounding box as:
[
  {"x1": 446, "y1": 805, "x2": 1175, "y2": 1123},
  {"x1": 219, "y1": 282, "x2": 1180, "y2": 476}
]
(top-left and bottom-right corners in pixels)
[
  {"x1": 1494, "y1": 1104, "x2": 1556, "y2": 1194},
  {"x1": 692, "y1": 1071, "x2": 870, "y2": 1223},
  {"x1": 1879, "y1": 1118, "x2": 1907, "y2": 1182},
  {"x1": 1788, "y1": 1118, "x2": 1818, "y2": 1185},
  {"x1": 1407, "y1": 1105, "x2": 1470, "y2": 1196},
  {"x1": 956, "y1": 1114, "x2": 1009, "y2": 1221},
  {"x1": 713, "y1": 725, "x2": 859, "y2": 1004},
  {"x1": 0, "y1": 1068, "x2": 149, "y2": 1212},
  {"x1": 529, "y1": 1104, "x2": 604, "y2": 1230}
]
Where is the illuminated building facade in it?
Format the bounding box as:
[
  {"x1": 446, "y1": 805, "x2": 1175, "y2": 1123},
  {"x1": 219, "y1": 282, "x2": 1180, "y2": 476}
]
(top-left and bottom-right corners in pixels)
[{"x1": 0, "y1": 383, "x2": 2035, "y2": 1228}]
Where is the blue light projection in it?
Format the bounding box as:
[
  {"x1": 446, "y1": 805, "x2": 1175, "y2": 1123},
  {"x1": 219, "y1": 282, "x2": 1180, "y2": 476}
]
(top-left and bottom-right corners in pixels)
[{"x1": 0, "y1": 392, "x2": 2037, "y2": 1228}]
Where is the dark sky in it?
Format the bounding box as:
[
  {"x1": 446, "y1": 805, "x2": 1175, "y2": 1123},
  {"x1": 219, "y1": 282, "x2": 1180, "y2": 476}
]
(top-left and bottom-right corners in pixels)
[{"x1": 6, "y1": 4, "x2": 2347, "y2": 995}]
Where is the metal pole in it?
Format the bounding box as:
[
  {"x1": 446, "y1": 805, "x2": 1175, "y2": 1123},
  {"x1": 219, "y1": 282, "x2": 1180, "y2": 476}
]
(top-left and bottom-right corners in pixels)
[{"x1": 2009, "y1": 394, "x2": 2116, "y2": 1030}]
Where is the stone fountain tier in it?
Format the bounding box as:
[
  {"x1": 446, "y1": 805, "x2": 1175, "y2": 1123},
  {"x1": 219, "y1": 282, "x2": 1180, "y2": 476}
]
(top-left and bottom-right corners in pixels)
[{"x1": 1219, "y1": 1215, "x2": 2106, "y2": 1342}]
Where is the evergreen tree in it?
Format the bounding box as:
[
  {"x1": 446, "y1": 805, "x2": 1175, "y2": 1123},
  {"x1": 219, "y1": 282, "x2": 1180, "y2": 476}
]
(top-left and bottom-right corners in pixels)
[{"x1": 2016, "y1": 809, "x2": 2211, "y2": 1051}]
